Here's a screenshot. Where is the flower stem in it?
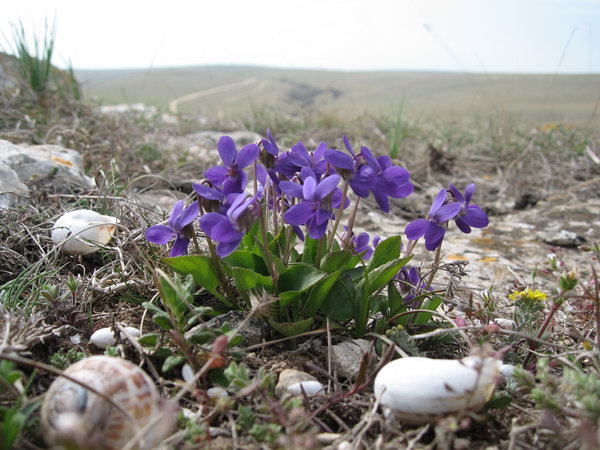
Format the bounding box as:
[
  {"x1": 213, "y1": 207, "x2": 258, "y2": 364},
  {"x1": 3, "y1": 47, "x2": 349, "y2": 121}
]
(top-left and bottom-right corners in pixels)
[
  {"x1": 523, "y1": 301, "x2": 561, "y2": 369},
  {"x1": 206, "y1": 235, "x2": 238, "y2": 308},
  {"x1": 259, "y1": 203, "x2": 279, "y2": 294},
  {"x1": 328, "y1": 180, "x2": 349, "y2": 251},
  {"x1": 342, "y1": 196, "x2": 361, "y2": 247}
]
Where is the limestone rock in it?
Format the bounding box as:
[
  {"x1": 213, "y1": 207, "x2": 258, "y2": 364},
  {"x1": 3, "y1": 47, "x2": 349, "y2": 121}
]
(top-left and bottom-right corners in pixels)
[
  {"x1": 331, "y1": 339, "x2": 371, "y2": 380},
  {"x1": 537, "y1": 229, "x2": 586, "y2": 247},
  {"x1": 0, "y1": 140, "x2": 95, "y2": 192},
  {"x1": 0, "y1": 162, "x2": 29, "y2": 210}
]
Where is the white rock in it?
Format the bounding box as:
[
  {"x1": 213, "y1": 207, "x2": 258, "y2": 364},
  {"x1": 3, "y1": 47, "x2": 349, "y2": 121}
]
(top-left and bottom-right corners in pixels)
[
  {"x1": 374, "y1": 356, "x2": 501, "y2": 423},
  {"x1": 331, "y1": 339, "x2": 371, "y2": 380},
  {"x1": 287, "y1": 380, "x2": 325, "y2": 396},
  {"x1": 89, "y1": 326, "x2": 140, "y2": 349},
  {"x1": 52, "y1": 210, "x2": 118, "y2": 255},
  {"x1": 206, "y1": 387, "x2": 229, "y2": 399},
  {"x1": 69, "y1": 334, "x2": 81, "y2": 345},
  {"x1": 275, "y1": 369, "x2": 318, "y2": 396}
]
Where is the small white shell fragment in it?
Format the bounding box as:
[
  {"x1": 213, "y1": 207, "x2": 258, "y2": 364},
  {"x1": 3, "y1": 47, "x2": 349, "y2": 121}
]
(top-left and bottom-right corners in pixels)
[
  {"x1": 492, "y1": 318, "x2": 516, "y2": 330},
  {"x1": 287, "y1": 380, "x2": 325, "y2": 396},
  {"x1": 69, "y1": 334, "x2": 81, "y2": 345},
  {"x1": 51, "y1": 209, "x2": 118, "y2": 255},
  {"x1": 41, "y1": 356, "x2": 176, "y2": 450},
  {"x1": 374, "y1": 356, "x2": 501, "y2": 423},
  {"x1": 207, "y1": 387, "x2": 229, "y2": 399},
  {"x1": 89, "y1": 326, "x2": 140, "y2": 349},
  {"x1": 499, "y1": 364, "x2": 516, "y2": 380},
  {"x1": 181, "y1": 364, "x2": 194, "y2": 384}
]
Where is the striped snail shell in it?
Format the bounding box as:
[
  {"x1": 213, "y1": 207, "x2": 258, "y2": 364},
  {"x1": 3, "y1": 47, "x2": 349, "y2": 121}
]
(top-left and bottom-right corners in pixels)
[{"x1": 41, "y1": 356, "x2": 175, "y2": 450}]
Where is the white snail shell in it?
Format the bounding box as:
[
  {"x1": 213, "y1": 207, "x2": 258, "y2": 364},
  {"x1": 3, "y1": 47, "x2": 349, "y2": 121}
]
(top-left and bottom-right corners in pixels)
[
  {"x1": 41, "y1": 356, "x2": 176, "y2": 450},
  {"x1": 374, "y1": 356, "x2": 501, "y2": 423},
  {"x1": 89, "y1": 326, "x2": 140, "y2": 349},
  {"x1": 51, "y1": 209, "x2": 118, "y2": 255},
  {"x1": 287, "y1": 380, "x2": 325, "y2": 396}
]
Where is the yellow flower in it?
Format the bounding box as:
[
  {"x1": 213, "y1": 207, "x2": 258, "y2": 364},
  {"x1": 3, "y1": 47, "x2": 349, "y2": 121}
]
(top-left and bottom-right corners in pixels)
[{"x1": 508, "y1": 288, "x2": 547, "y2": 302}]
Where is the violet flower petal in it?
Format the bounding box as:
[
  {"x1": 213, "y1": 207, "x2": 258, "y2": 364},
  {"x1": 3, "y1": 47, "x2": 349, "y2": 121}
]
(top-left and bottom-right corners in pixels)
[
  {"x1": 200, "y1": 213, "x2": 229, "y2": 236},
  {"x1": 462, "y1": 206, "x2": 489, "y2": 228},
  {"x1": 177, "y1": 201, "x2": 199, "y2": 228},
  {"x1": 455, "y1": 217, "x2": 472, "y2": 234},
  {"x1": 448, "y1": 184, "x2": 464, "y2": 202},
  {"x1": 303, "y1": 176, "x2": 317, "y2": 200},
  {"x1": 217, "y1": 136, "x2": 237, "y2": 167},
  {"x1": 169, "y1": 200, "x2": 184, "y2": 229},
  {"x1": 325, "y1": 149, "x2": 355, "y2": 171},
  {"x1": 205, "y1": 166, "x2": 229, "y2": 186},
  {"x1": 146, "y1": 225, "x2": 177, "y2": 244},
  {"x1": 429, "y1": 189, "x2": 448, "y2": 216},
  {"x1": 464, "y1": 183, "x2": 475, "y2": 205},
  {"x1": 360, "y1": 146, "x2": 382, "y2": 173},
  {"x1": 236, "y1": 143, "x2": 259, "y2": 169},
  {"x1": 307, "y1": 217, "x2": 328, "y2": 239},
  {"x1": 424, "y1": 222, "x2": 445, "y2": 251},
  {"x1": 313, "y1": 175, "x2": 340, "y2": 200},
  {"x1": 210, "y1": 220, "x2": 244, "y2": 243},
  {"x1": 433, "y1": 202, "x2": 462, "y2": 222},
  {"x1": 217, "y1": 239, "x2": 242, "y2": 257},
  {"x1": 193, "y1": 183, "x2": 225, "y2": 201},
  {"x1": 170, "y1": 236, "x2": 190, "y2": 257},
  {"x1": 280, "y1": 181, "x2": 304, "y2": 199},
  {"x1": 405, "y1": 219, "x2": 429, "y2": 240},
  {"x1": 285, "y1": 202, "x2": 316, "y2": 225}
]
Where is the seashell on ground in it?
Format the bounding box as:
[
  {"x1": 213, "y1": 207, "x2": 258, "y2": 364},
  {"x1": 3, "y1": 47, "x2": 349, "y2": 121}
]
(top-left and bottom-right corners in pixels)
[
  {"x1": 374, "y1": 356, "x2": 501, "y2": 423},
  {"x1": 41, "y1": 355, "x2": 175, "y2": 450},
  {"x1": 287, "y1": 380, "x2": 325, "y2": 396},
  {"x1": 89, "y1": 326, "x2": 140, "y2": 349},
  {"x1": 51, "y1": 209, "x2": 118, "y2": 255}
]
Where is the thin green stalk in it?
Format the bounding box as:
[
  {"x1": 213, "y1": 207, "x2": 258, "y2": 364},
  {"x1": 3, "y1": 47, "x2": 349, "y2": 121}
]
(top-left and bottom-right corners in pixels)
[
  {"x1": 258, "y1": 203, "x2": 279, "y2": 293},
  {"x1": 342, "y1": 196, "x2": 361, "y2": 247},
  {"x1": 327, "y1": 180, "x2": 349, "y2": 250},
  {"x1": 205, "y1": 235, "x2": 238, "y2": 308}
]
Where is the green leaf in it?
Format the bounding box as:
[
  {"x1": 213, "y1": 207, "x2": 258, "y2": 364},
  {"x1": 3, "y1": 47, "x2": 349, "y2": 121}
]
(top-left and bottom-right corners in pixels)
[
  {"x1": 413, "y1": 296, "x2": 443, "y2": 325},
  {"x1": 301, "y1": 237, "x2": 318, "y2": 264},
  {"x1": 320, "y1": 274, "x2": 356, "y2": 321},
  {"x1": 162, "y1": 355, "x2": 186, "y2": 372},
  {"x1": 152, "y1": 313, "x2": 173, "y2": 331},
  {"x1": 157, "y1": 274, "x2": 187, "y2": 325},
  {"x1": 268, "y1": 318, "x2": 314, "y2": 337},
  {"x1": 303, "y1": 270, "x2": 343, "y2": 317},
  {"x1": 485, "y1": 394, "x2": 513, "y2": 410},
  {"x1": 240, "y1": 222, "x2": 259, "y2": 250},
  {"x1": 163, "y1": 255, "x2": 222, "y2": 298},
  {"x1": 268, "y1": 227, "x2": 290, "y2": 258},
  {"x1": 320, "y1": 250, "x2": 360, "y2": 273},
  {"x1": 188, "y1": 329, "x2": 213, "y2": 345},
  {"x1": 231, "y1": 267, "x2": 273, "y2": 302},
  {"x1": 368, "y1": 256, "x2": 412, "y2": 295},
  {"x1": 387, "y1": 281, "x2": 405, "y2": 314},
  {"x1": 369, "y1": 235, "x2": 402, "y2": 269},
  {"x1": 225, "y1": 251, "x2": 268, "y2": 275},
  {"x1": 278, "y1": 264, "x2": 326, "y2": 307},
  {"x1": 138, "y1": 334, "x2": 158, "y2": 346}
]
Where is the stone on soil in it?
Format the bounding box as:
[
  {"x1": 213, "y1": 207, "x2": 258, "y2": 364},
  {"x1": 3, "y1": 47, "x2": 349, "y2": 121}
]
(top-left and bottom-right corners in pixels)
[{"x1": 331, "y1": 339, "x2": 371, "y2": 380}]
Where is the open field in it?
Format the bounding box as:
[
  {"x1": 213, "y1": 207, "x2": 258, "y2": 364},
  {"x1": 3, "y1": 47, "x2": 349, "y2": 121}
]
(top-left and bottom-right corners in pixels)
[{"x1": 78, "y1": 65, "x2": 600, "y2": 128}]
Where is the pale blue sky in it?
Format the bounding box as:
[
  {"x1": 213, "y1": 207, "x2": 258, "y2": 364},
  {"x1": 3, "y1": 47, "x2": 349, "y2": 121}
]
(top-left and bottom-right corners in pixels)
[{"x1": 2, "y1": 0, "x2": 599, "y2": 73}]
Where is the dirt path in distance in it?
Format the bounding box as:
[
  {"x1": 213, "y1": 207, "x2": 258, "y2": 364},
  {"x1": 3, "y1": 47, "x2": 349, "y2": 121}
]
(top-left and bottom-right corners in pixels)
[{"x1": 168, "y1": 77, "x2": 258, "y2": 113}]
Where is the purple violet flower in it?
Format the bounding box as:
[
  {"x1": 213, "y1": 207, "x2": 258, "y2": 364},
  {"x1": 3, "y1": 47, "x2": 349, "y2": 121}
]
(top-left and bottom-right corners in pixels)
[
  {"x1": 145, "y1": 200, "x2": 199, "y2": 256},
  {"x1": 276, "y1": 141, "x2": 329, "y2": 180},
  {"x1": 405, "y1": 189, "x2": 462, "y2": 251},
  {"x1": 324, "y1": 138, "x2": 413, "y2": 213},
  {"x1": 192, "y1": 182, "x2": 225, "y2": 213},
  {"x1": 395, "y1": 266, "x2": 429, "y2": 304},
  {"x1": 448, "y1": 183, "x2": 489, "y2": 233},
  {"x1": 280, "y1": 174, "x2": 341, "y2": 239},
  {"x1": 199, "y1": 189, "x2": 262, "y2": 257},
  {"x1": 350, "y1": 232, "x2": 380, "y2": 260},
  {"x1": 205, "y1": 136, "x2": 259, "y2": 194}
]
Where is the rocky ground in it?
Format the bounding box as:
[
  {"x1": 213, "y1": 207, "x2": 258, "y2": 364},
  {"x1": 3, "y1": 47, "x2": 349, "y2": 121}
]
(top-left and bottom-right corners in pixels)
[{"x1": 1, "y1": 61, "x2": 600, "y2": 448}]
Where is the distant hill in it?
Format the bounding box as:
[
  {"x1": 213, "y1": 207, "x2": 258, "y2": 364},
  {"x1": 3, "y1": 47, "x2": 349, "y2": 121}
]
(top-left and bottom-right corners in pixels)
[{"x1": 76, "y1": 65, "x2": 600, "y2": 128}]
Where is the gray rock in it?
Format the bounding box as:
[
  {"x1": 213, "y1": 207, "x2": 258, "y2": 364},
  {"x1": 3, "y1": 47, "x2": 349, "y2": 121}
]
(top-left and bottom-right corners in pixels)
[
  {"x1": 275, "y1": 369, "x2": 318, "y2": 396},
  {"x1": 537, "y1": 229, "x2": 586, "y2": 247},
  {"x1": 184, "y1": 310, "x2": 269, "y2": 347},
  {"x1": 0, "y1": 163, "x2": 29, "y2": 210},
  {"x1": 0, "y1": 140, "x2": 95, "y2": 192},
  {"x1": 133, "y1": 189, "x2": 186, "y2": 215},
  {"x1": 331, "y1": 339, "x2": 371, "y2": 380}
]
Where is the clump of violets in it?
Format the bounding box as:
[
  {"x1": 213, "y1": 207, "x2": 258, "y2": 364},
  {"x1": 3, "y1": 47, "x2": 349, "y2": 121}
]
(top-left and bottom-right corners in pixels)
[{"x1": 143, "y1": 130, "x2": 490, "y2": 339}]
